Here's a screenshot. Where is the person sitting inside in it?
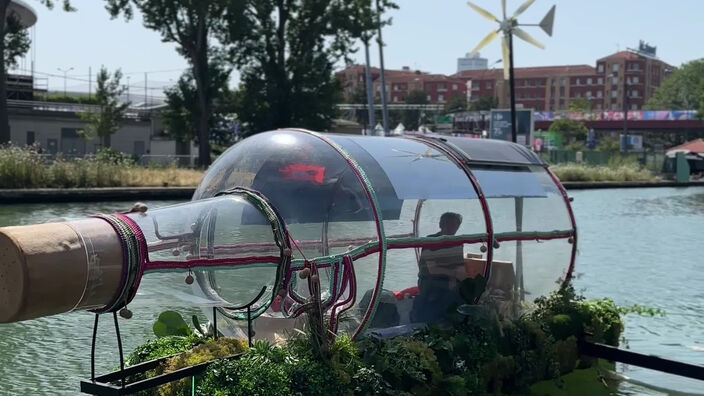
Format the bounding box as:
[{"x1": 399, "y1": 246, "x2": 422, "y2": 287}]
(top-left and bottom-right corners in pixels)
[{"x1": 410, "y1": 212, "x2": 465, "y2": 323}]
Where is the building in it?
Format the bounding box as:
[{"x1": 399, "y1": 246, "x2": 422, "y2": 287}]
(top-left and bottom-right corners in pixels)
[
  {"x1": 336, "y1": 64, "x2": 427, "y2": 101},
  {"x1": 453, "y1": 47, "x2": 672, "y2": 112},
  {"x1": 336, "y1": 65, "x2": 466, "y2": 104},
  {"x1": 6, "y1": 99, "x2": 195, "y2": 163},
  {"x1": 457, "y1": 52, "x2": 488, "y2": 72},
  {"x1": 2, "y1": 1, "x2": 192, "y2": 162},
  {"x1": 385, "y1": 73, "x2": 466, "y2": 104}
]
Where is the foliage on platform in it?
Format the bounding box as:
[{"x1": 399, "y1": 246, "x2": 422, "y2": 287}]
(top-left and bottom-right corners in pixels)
[{"x1": 126, "y1": 284, "x2": 630, "y2": 395}]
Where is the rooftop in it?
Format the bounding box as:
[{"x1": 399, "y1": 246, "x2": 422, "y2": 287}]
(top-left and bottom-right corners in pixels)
[{"x1": 452, "y1": 64, "x2": 596, "y2": 80}]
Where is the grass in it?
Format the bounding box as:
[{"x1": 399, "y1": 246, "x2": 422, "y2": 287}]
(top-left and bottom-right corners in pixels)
[
  {"x1": 0, "y1": 145, "x2": 204, "y2": 188},
  {"x1": 550, "y1": 157, "x2": 657, "y2": 183}
]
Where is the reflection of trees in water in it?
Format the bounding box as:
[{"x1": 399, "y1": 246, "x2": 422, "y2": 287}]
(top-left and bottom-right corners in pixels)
[{"x1": 628, "y1": 193, "x2": 704, "y2": 216}]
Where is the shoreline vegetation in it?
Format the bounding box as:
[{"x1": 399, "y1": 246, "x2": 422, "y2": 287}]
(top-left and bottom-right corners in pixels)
[
  {"x1": 0, "y1": 145, "x2": 668, "y2": 189},
  {"x1": 0, "y1": 145, "x2": 203, "y2": 188}
]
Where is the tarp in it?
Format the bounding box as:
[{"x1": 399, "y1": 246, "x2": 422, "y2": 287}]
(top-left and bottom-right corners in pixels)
[{"x1": 666, "y1": 139, "x2": 704, "y2": 158}]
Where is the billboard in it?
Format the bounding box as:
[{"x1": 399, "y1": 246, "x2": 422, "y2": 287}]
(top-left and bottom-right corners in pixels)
[{"x1": 489, "y1": 109, "x2": 534, "y2": 146}]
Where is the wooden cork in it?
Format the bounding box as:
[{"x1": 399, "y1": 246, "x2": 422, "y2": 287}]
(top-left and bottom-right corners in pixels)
[{"x1": 0, "y1": 219, "x2": 124, "y2": 323}]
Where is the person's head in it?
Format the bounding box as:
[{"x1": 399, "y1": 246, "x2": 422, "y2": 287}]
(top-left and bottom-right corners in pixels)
[{"x1": 439, "y1": 212, "x2": 462, "y2": 235}]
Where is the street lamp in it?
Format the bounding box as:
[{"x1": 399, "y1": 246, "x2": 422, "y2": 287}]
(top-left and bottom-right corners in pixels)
[{"x1": 57, "y1": 67, "x2": 74, "y2": 97}]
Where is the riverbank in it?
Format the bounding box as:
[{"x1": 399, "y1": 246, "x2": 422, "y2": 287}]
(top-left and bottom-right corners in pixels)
[{"x1": 1, "y1": 181, "x2": 703, "y2": 203}]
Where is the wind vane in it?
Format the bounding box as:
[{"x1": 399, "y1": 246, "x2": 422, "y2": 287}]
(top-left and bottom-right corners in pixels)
[{"x1": 467, "y1": 0, "x2": 555, "y2": 143}]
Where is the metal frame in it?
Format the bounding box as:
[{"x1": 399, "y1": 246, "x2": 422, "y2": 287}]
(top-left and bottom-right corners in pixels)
[{"x1": 81, "y1": 287, "x2": 266, "y2": 395}]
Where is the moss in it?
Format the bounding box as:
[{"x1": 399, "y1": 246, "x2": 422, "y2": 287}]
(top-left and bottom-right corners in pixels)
[{"x1": 156, "y1": 338, "x2": 248, "y2": 396}]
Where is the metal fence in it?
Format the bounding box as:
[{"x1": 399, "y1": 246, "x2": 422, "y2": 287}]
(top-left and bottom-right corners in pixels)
[{"x1": 543, "y1": 150, "x2": 666, "y2": 172}]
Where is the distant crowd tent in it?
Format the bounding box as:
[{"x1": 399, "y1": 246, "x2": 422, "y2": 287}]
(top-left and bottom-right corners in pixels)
[
  {"x1": 664, "y1": 139, "x2": 704, "y2": 175},
  {"x1": 192, "y1": 129, "x2": 577, "y2": 339}
]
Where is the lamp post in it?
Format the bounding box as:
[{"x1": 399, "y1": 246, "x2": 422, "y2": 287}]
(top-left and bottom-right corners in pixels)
[{"x1": 57, "y1": 67, "x2": 74, "y2": 96}]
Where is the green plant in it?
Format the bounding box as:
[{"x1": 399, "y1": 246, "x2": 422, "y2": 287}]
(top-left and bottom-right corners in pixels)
[
  {"x1": 125, "y1": 334, "x2": 205, "y2": 367},
  {"x1": 157, "y1": 337, "x2": 247, "y2": 396},
  {"x1": 597, "y1": 136, "x2": 621, "y2": 152},
  {"x1": 359, "y1": 336, "x2": 442, "y2": 395},
  {"x1": 153, "y1": 311, "x2": 192, "y2": 338}
]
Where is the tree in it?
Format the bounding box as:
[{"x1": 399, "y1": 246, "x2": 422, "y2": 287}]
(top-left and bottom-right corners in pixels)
[
  {"x1": 4, "y1": 15, "x2": 29, "y2": 69},
  {"x1": 698, "y1": 78, "x2": 704, "y2": 120},
  {"x1": 225, "y1": 0, "x2": 396, "y2": 136},
  {"x1": 0, "y1": 0, "x2": 74, "y2": 144},
  {"x1": 79, "y1": 67, "x2": 128, "y2": 148},
  {"x1": 548, "y1": 118, "x2": 587, "y2": 145},
  {"x1": 105, "y1": 0, "x2": 243, "y2": 167},
  {"x1": 162, "y1": 59, "x2": 237, "y2": 151},
  {"x1": 402, "y1": 89, "x2": 428, "y2": 130},
  {"x1": 444, "y1": 94, "x2": 467, "y2": 113},
  {"x1": 645, "y1": 59, "x2": 704, "y2": 110},
  {"x1": 469, "y1": 95, "x2": 498, "y2": 111},
  {"x1": 568, "y1": 97, "x2": 591, "y2": 113}
]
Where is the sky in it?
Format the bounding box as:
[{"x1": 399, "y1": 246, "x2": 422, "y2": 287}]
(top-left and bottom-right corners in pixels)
[{"x1": 13, "y1": 0, "x2": 704, "y2": 97}]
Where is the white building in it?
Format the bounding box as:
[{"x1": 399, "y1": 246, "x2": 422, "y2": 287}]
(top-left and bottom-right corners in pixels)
[{"x1": 457, "y1": 52, "x2": 488, "y2": 72}]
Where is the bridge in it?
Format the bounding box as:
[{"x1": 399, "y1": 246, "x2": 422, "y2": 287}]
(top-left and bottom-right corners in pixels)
[
  {"x1": 532, "y1": 110, "x2": 704, "y2": 132},
  {"x1": 452, "y1": 110, "x2": 704, "y2": 134}
]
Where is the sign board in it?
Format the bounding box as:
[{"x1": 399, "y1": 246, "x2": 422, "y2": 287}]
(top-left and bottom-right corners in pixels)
[{"x1": 489, "y1": 109, "x2": 534, "y2": 147}]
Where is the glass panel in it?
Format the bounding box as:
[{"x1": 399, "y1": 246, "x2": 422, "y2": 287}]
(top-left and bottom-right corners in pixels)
[
  {"x1": 490, "y1": 238, "x2": 572, "y2": 304},
  {"x1": 330, "y1": 135, "x2": 477, "y2": 200},
  {"x1": 363, "y1": 242, "x2": 488, "y2": 332},
  {"x1": 472, "y1": 165, "x2": 572, "y2": 233},
  {"x1": 194, "y1": 131, "x2": 375, "y2": 226},
  {"x1": 124, "y1": 196, "x2": 282, "y2": 311},
  {"x1": 443, "y1": 136, "x2": 544, "y2": 165}
]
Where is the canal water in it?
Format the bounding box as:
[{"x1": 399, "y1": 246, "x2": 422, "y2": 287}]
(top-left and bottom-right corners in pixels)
[{"x1": 0, "y1": 187, "x2": 702, "y2": 395}]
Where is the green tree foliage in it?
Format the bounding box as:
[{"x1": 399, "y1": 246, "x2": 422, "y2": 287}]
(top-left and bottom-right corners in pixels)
[
  {"x1": 402, "y1": 89, "x2": 428, "y2": 130},
  {"x1": 567, "y1": 97, "x2": 591, "y2": 113},
  {"x1": 548, "y1": 118, "x2": 587, "y2": 144},
  {"x1": 645, "y1": 59, "x2": 704, "y2": 110},
  {"x1": 0, "y1": 0, "x2": 74, "y2": 144},
  {"x1": 698, "y1": 78, "x2": 704, "y2": 120},
  {"x1": 105, "y1": 0, "x2": 242, "y2": 167},
  {"x1": 4, "y1": 15, "x2": 29, "y2": 69},
  {"x1": 444, "y1": 94, "x2": 467, "y2": 113},
  {"x1": 78, "y1": 67, "x2": 128, "y2": 148},
  {"x1": 162, "y1": 59, "x2": 238, "y2": 151},
  {"x1": 596, "y1": 136, "x2": 620, "y2": 152},
  {"x1": 225, "y1": 0, "x2": 396, "y2": 136},
  {"x1": 469, "y1": 95, "x2": 498, "y2": 111}
]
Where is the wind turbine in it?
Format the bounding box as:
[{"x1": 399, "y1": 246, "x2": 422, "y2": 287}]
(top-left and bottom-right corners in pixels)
[{"x1": 467, "y1": 0, "x2": 555, "y2": 143}]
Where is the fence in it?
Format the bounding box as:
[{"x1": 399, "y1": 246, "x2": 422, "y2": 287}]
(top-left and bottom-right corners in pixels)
[{"x1": 543, "y1": 150, "x2": 666, "y2": 172}]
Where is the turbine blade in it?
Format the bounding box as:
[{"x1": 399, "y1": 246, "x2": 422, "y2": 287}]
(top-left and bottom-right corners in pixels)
[
  {"x1": 513, "y1": 27, "x2": 545, "y2": 49},
  {"x1": 502, "y1": 35, "x2": 510, "y2": 80},
  {"x1": 502, "y1": 0, "x2": 506, "y2": 19},
  {"x1": 470, "y1": 30, "x2": 498, "y2": 54},
  {"x1": 539, "y1": 5, "x2": 556, "y2": 36},
  {"x1": 467, "y1": 1, "x2": 499, "y2": 22},
  {"x1": 512, "y1": 0, "x2": 536, "y2": 18}
]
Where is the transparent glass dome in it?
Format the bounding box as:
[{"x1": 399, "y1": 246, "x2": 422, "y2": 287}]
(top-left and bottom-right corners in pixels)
[{"x1": 189, "y1": 129, "x2": 577, "y2": 338}]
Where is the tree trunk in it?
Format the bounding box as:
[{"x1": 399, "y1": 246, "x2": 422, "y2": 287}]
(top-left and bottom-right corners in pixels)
[
  {"x1": 0, "y1": 1, "x2": 11, "y2": 144},
  {"x1": 193, "y1": 16, "x2": 210, "y2": 168}
]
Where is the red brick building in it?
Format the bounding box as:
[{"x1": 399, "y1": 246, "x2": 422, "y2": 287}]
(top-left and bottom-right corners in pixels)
[
  {"x1": 336, "y1": 49, "x2": 672, "y2": 110},
  {"x1": 335, "y1": 65, "x2": 466, "y2": 104},
  {"x1": 452, "y1": 50, "x2": 672, "y2": 111}
]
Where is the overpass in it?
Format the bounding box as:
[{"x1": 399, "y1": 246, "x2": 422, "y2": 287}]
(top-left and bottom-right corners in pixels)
[
  {"x1": 532, "y1": 110, "x2": 704, "y2": 132},
  {"x1": 451, "y1": 110, "x2": 704, "y2": 134}
]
